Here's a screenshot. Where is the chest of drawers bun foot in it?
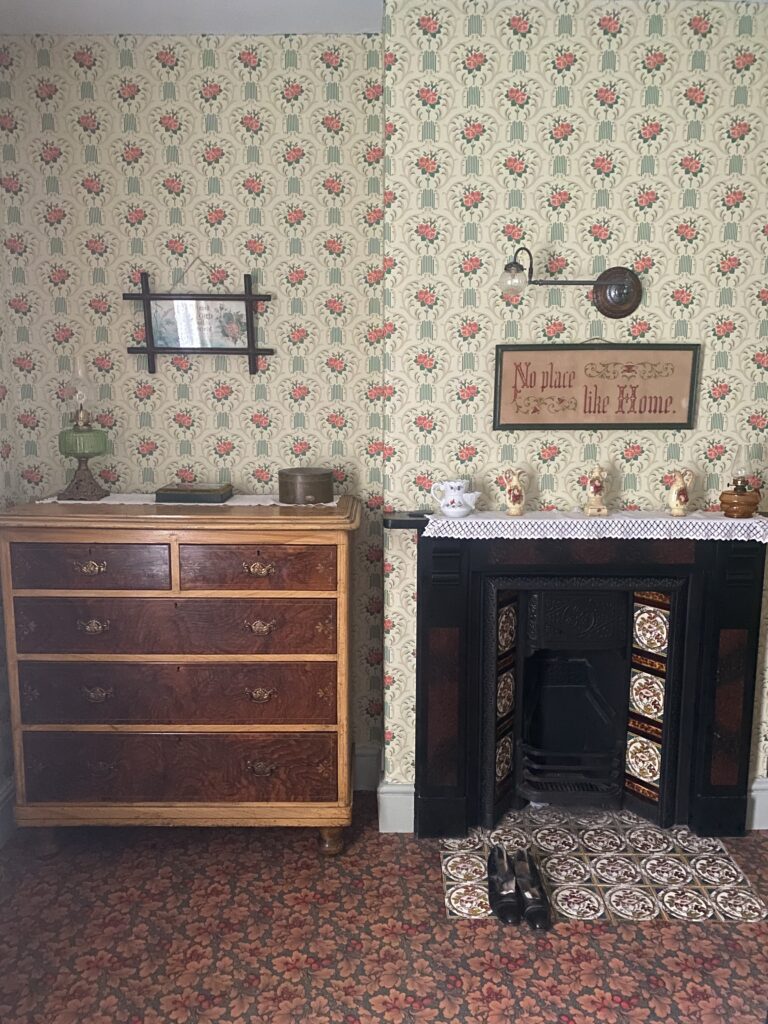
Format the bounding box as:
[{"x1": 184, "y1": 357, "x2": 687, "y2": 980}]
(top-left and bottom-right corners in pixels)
[
  {"x1": 0, "y1": 497, "x2": 361, "y2": 855},
  {"x1": 318, "y1": 826, "x2": 345, "y2": 856}
]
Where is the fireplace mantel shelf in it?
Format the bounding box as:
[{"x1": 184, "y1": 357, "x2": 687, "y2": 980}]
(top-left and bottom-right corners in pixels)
[{"x1": 421, "y1": 509, "x2": 768, "y2": 544}]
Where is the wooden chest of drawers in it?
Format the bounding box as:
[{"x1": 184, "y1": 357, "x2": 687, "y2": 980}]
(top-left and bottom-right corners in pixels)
[{"x1": 0, "y1": 496, "x2": 361, "y2": 854}]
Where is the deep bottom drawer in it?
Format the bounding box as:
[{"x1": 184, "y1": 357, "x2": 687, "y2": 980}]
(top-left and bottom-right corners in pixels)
[{"x1": 23, "y1": 732, "x2": 338, "y2": 803}]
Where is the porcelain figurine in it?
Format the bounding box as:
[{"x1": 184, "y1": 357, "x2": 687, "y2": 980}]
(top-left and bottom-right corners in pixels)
[
  {"x1": 668, "y1": 468, "x2": 694, "y2": 517},
  {"x1": 431, "y1": 479, "x2": 481, "y2": 518},
  {"x1": 502, "y1": 468, "x2": 526, "y2": 516},
  {"x1": 584, "y1": 465, "x2": 608, "y2": 517}
]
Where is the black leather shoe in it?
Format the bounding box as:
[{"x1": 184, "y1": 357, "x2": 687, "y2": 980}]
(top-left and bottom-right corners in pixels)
[
  {"x1": 487, "y1": 844, "x2": 521, "y2": 924},
  {"x1": 513, "y1": 849, "x2": 552, "y2": 931}
]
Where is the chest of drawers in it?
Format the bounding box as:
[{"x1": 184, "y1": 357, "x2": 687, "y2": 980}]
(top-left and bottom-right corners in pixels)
[{"x1": 0, "y1": 496, "x2": 361, "y2": 854}]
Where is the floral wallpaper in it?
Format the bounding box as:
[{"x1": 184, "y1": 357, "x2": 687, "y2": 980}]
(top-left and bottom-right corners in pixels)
[
  {"x1": 2, "y1": 0, "x2": 768, "y2": 811},
  {"x1": 381, "y1": 0, "x2": 768, "y2": 786},
  {"x1": 0, "y1": 32, "x2": 385, "y2": 794}
]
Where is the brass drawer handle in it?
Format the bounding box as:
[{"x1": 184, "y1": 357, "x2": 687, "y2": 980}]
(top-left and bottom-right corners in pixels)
[
  {"x1": 82, "y1": 685, "x2": 114, "y2": 704},
  {"x1": 87, "y1": 760, "x2": 118, "y2": 778},
  {"x1": 243, "y1": 619, "x2": 277, "y2": 636},
  {"x1": 73, "y1": 559, "x2": 107, "y2": 576},
  {"x1": 242, "y1": 560, "x2": 275, "y2": 577},
  {"x1": 244, "y1": 686, "x2": 277, "y2": 703},
  {"x1": 77, "y1": 618, "x2": 110, "y2": 635},
  {"x1": 246, "y1": 759, "x2": 276, "y2": 777}
]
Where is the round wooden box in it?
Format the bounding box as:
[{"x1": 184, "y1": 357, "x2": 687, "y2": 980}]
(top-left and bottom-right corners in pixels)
[{"x1": 278, "y1": 467, "x2": 334, "y2": 505}]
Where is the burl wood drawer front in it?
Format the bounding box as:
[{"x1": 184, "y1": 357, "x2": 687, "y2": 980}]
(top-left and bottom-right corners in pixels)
[
  {"x1": 23, "y1": 732, "x2": 338, "y2": 803},
  {"x1": 19, "y1": 662, "x2": 337, "y2": 725},
  {"x1": 14, "y1": 597, "x2": 337, "y2": 654},
  {"x1": 10, "y1": 542, "x2": 171, "y2": 591},
  {"x1": 179, "y1": 544, "x2": 337, "y2": 591}
]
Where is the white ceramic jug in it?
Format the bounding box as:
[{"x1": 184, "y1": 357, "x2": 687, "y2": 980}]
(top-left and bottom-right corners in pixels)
[{"x1": 431, "y1": 479, "x2": 481, "y2": 518}]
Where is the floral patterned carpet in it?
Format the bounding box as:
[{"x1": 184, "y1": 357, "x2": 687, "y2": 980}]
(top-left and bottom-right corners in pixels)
[
  {"x1": 0, "y1": 794, "x2": 767, "y2": 1024},
  {"x1": 442, "y1": 804, "x2": 768, "y2": 924}
]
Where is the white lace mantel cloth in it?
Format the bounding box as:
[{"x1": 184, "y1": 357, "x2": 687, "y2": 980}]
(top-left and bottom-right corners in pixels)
[{"x1": 422, "y1": 510, "x2": 768, "y2": 544}]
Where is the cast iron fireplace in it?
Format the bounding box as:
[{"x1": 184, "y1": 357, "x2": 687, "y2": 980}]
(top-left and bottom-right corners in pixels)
[{"x1": 395, "y1": 520, "x2": 766, "y2": 839}]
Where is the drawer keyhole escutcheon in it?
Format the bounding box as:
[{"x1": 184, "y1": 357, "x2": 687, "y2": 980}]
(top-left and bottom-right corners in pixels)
[
  {"x1": 82, "y1": 685, "x2": 114, "y2": 704},
  {"x1": 243, "y1": 619, "x2": 277, "y2": 636},
  {"x1": 73, "y1": 559, "x2": 107, "y2": 576},
  {"x1": 242, "y1": 560, "x2": 275, "y2": 577},
  {"x1": 246, "y1": 759, "x2": 276, "y2": 777},
  {"x1": 77, "y1": 618, "x2": 110, "y2": 635},
  {"x1": 244, "y1": 687, "x2": 277, "y2": 703}
]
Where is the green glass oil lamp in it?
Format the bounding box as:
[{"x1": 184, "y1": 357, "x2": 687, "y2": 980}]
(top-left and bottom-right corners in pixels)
[{"x1": 57, "y1": 362, "x2": 109, "y2": 501}]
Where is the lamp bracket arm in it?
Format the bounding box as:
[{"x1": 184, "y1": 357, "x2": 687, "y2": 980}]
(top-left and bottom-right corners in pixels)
[{"x1": 530, "y1": 279, "x2": 595, "y2": 288}]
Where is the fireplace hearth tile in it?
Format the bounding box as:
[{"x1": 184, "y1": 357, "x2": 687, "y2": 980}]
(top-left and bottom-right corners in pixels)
[
  {"x1": 590, "y1": 854, "x2": 643, "y2": 885},
  {"x1": 669, "y1": 826, "x2": 726, "y2": 855},
  {"x1": 442, "y1": 851, "x2": 487, "y2": 884},
  {"x1": 604, "y1": 885, "x2": 661, "y2": 921},
  {"x1": 579, "y1": 827, "x2": 626, "y2": 853},
  {"x1": 690, "y1": 853, "x2": 744, "y2": 886},
  {"x1": 710, "y1": 886, "x2": 767, "y2": 922},
  {"x1": 639, "y1": 854, "x2": 693, "y2": 886},
  {"x1": 540, "y1": 853, "x2": 591, "y2": 885},
  {"x1": 551, "y1": 885, "x2": 607, "y2": 920},
  {"x1": 625, "y1": 824, "x2": 674, "y2": 854},
  {"x1": 440, "y1": 805, "x2": 767, "y2": 922},
  {"x1": 444, "y1": 881, "x2": 493, "y2": 918},
  {"x1": 659, "y1": 886, "x2": 716, "y2": 920},
  {"x1": 531, "y1": 825, "x2": 579, "y2": 854},
  {"x1": 488, "y1": 823, "x2": 529, "y2": 851}
]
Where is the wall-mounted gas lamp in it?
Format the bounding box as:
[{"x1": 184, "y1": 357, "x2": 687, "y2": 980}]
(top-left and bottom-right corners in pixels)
[{"x1": 498, "y1": 246, "x2": 643, "y2": 319}]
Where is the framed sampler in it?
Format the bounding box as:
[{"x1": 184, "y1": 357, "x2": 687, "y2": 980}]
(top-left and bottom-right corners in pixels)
[{"x1": 493, "y1": 343, "x2": 701, "y2": 431}]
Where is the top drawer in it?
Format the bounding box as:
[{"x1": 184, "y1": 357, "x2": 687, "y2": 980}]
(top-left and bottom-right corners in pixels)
[
  {"x1": 179, "y1": 544, "x2": 337, "y2": 590},
  {"x1": 10, "y1": 543, "x2": 171, "y2": 591}
]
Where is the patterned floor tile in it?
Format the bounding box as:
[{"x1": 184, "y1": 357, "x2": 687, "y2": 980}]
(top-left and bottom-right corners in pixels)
[
  {"x1": 604, "y1": 884, "x2": 662, "y2": 921},
  {"x1": 550, "y1": 884, "x2": 607, "y2": 920},
  {"x1": 440, "y1": 804, "x2": 767, "y2": 925}
]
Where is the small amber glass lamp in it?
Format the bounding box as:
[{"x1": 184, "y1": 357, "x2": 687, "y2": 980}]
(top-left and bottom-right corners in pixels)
[
  {"x1": 719, "y1": 445, "x2": 760, "y2": 518},
  {"x1": 58, "y1": 363, "x2": 108, "y2": 501}
]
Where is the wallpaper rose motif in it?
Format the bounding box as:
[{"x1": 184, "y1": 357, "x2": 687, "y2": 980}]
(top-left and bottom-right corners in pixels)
[
  {"x1": 0, "y1": 32, "x2": 386, "y2": 795},
  {"x1": 381, "y1": 0, "x2": 768, "y2": 786},
  {"x1": 1, "y1": 0, "x2": 768, "y2": 803}
]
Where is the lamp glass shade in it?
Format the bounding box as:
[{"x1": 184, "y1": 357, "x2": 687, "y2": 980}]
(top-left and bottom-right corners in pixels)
[
  {"x1": 731, "y1": 444, "x2": 749, "y2": 483},
  {"x1": 497, "y1": 262, "x2": 528, "y2": 295}
]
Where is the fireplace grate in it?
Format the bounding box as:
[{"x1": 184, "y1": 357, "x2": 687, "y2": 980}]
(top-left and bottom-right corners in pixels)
[{"x1": 521, "y1": 745, "x2": 624, "y2": 805}]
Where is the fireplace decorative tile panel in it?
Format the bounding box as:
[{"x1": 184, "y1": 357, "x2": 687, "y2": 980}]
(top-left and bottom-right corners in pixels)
[
  {"x1": 625, "y1": 591, "x2": 672, "y2": 804},
  {"x1": 490, "y1": 599, "x2": 517, "y2": 806}
]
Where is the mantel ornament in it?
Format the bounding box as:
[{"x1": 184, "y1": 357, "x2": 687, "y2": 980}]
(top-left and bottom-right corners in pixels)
[
  {"x1": 584, "y1": 466, "x2": 608, "y2": 517},
  {"x1": 502, "y1": 468, "x2": 526, "y2": 516},
  {"x1": 667, "y1": 469, "x2": 694, "y2": 517}
]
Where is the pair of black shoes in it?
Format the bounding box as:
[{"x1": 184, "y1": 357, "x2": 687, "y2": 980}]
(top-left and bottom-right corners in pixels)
[{"x1": 487, "y1": 845, "x2": 552, "y2": 930}]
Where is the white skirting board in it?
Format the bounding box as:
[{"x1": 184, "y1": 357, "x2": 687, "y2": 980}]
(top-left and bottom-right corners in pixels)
[
  {"x1": 377, "y1": 781, "x2": 415, "y2": 833},
  {"x1": 376, "y1": 778, "x2": 768, "y2": 835},
  {"x1": 748, "y1": 777, "x2": 768, "y2": 829}
]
